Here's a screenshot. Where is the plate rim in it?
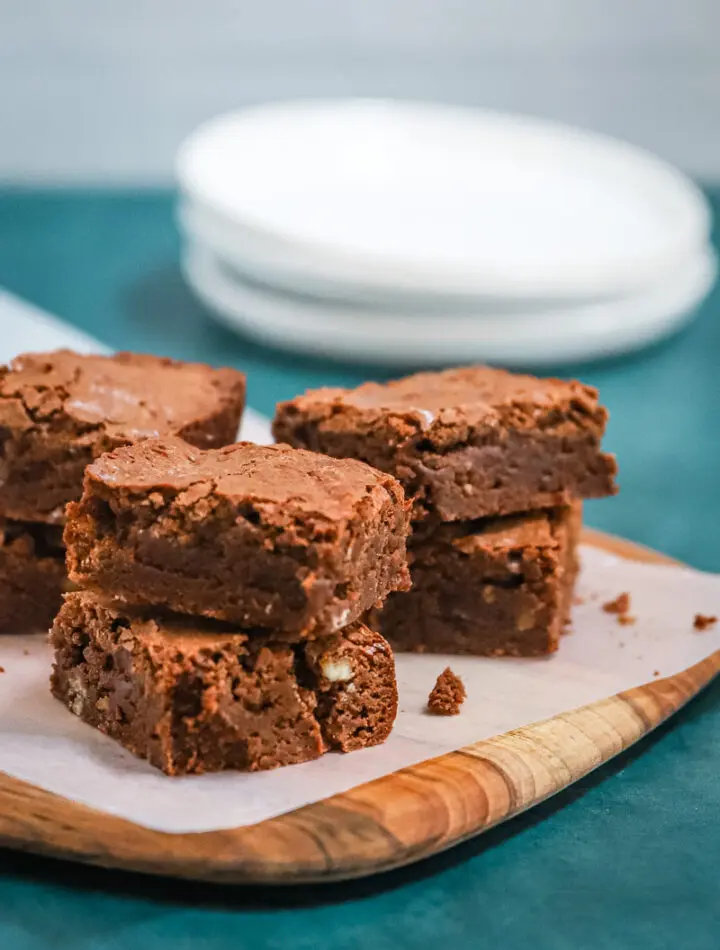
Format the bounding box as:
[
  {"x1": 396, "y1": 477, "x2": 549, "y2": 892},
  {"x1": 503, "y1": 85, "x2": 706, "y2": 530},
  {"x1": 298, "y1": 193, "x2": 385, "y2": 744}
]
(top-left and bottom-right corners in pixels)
[
  {"x1": 177, "y1": 98, "x2": 711, "y2": 301},
  {"x1": 183, "y1": 241, "x2": 716, "y2": 367}
]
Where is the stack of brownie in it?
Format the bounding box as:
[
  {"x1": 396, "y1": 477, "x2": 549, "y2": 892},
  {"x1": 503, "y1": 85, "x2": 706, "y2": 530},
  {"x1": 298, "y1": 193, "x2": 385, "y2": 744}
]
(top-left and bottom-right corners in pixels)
[
  {"x1": 0, "y1": 349, "x2": 246, "y2": 633},
  {"x1": 52, "y1": 438, "x2": 410, "y2": 774},
  {"x1": 274, "y1": 366, "x2": 617, "y2": 657}
]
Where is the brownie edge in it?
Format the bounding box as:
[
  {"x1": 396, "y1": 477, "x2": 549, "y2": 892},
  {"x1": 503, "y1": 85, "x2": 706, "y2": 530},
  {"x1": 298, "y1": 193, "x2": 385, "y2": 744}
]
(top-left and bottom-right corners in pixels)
[
  {"x1": 0, "y1": 520, "x2": 66, "y2": 633},
  {"x1": 65, "y1": 438, "x2": 411, "y2": 636},
  {"x1": 273, "y1": 366, "x2": 617, "y2": 520},
  {"x1": 373, "y1": 505, "x2": 581, "y2": 656},
  {"x1": 50, "y1": 592, "x2": 398, "y2": 775},
  {"x1": 0, "y1": 349, "x2": 246, "y2": 523}
]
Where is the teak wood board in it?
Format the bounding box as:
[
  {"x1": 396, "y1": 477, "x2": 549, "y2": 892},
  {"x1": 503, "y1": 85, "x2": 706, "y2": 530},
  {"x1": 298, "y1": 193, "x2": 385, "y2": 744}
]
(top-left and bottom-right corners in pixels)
[{"x1": 0, "y1": 529, "x2": 716, "y2": 885}]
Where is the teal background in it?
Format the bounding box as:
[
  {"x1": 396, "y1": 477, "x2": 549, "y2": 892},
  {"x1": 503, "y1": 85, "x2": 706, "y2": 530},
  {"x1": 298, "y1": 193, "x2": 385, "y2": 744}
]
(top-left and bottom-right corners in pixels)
[{"x1": 0, "y1": 189, "x2": 718, "y2": 948}]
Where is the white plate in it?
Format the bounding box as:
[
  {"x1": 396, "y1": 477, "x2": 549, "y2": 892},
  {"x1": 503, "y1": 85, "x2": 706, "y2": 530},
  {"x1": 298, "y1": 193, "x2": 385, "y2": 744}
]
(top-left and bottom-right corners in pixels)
[
  {"x1": 183, "y1": 241, "x2": 716, "y2": 367},
  {"x1": 177, "y1": 100, "x2": 710, "y2": 303},
  {"x1": 180, "y1": 197, "x2": 710, "y2": 316}
]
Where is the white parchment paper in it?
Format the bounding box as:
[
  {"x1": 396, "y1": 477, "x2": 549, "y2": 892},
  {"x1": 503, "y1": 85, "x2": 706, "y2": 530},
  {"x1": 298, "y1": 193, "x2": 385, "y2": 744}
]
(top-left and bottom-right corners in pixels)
[{"x1": 0, "y1": 546, "x2": 718, "y2": 834}]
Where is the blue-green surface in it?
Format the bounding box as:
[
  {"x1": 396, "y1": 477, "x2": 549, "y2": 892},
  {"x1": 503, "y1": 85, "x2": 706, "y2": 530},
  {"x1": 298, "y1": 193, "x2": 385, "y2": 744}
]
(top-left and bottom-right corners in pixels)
[{"x1": 0, "y1": 189, "x2": 719, "y2": 949}]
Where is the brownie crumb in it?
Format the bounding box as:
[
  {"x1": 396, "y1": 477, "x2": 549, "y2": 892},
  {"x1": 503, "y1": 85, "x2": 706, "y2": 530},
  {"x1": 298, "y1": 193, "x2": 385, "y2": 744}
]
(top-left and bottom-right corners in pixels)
[
  {"x1": 653, "y1": 670, "x2": 660, "y2": 677},
  {"x1": 428, "y1": 667, "x2": 466, "y2": 716},
  {"x1": 0, "y1": 666, "x2": 5, "y2": 673},
  {"x1": 693, "y1": 614, "x2": 718, "y2": 631},
  {"x1": 618, "y1": 615, "x2": 636, "y2": 626},
  {"x1": 603, "y1": 592, "x2": 631, "y2": 615}
]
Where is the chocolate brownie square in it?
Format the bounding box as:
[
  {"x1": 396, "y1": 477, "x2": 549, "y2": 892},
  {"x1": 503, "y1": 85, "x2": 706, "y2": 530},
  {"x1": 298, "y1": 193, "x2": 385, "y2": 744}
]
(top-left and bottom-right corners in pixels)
[
  {"x1": 273, "y1": 366, "x2": 616, "y2": 520},
  {"x1": 0, "y1": 350, "x2": 246, "y2": 523},
  {"x1": 0, "y1": 519, "x2": 66, "y2": 632},
  {"x1": 50, "y1": 592, "x2": 398, "y2": 775},
  {"x1": 372, "y1": 505, "x2": 581, "y2": 656},
  {"x1": 65, "y1": 438, "x2": 411, "y2": 636}
]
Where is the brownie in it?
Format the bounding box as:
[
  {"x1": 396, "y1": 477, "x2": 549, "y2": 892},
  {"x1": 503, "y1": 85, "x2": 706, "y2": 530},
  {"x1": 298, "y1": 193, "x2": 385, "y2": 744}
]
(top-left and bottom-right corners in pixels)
[
  {"x1": 0, "y1": 519, "x2": 66, "y2": 632},
  {"x1": 427, "y1": 667, "x2": 466, "y2": 715},
  {"x1": 65, "y1": 437, "x2": 411, "y2": 636},
  {"x1": 372, "y1": 505, "x2": 581, "y2": 656},
  {"x1": 50, "y1": 592, "x2": 398, "y2": 775},
  {"x1": 273, "y1": 366, "x2": 616, "y2": 521},
  {"x1": 0, "y1": 350, "x2": 246, "y2": 523}
]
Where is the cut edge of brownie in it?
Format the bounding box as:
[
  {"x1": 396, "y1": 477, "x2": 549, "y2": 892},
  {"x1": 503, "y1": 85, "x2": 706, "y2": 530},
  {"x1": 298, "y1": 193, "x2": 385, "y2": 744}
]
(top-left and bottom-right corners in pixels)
[
  {"x1": 0, "y1": 519, "x2": 67, "y2": 633},
  {"x1": 50, "y1": 592, "x2": 398, "y2": 775},
  {"x1": 373, "y1": 504, "x2": 581, "y2": 656},
  {"x1": 64, "y1": 439, "x2": 411, "y2": 636},
  {"x1": 273, "y1": 366, "x2": 617, "y2": 520}
]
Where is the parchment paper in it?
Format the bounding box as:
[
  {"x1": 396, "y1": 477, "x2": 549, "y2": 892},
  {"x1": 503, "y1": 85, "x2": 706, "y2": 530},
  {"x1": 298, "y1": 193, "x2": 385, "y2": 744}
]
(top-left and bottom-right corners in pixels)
[{"x1": 0, "y1": 546, "x2": 718, "y2": 834}]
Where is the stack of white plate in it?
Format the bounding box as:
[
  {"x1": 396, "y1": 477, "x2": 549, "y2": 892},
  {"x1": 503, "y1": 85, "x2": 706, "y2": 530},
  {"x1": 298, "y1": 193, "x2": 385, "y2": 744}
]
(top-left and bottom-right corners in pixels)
[{"x1": 177, "y1": 99, "x2": 715, "y2": 367}]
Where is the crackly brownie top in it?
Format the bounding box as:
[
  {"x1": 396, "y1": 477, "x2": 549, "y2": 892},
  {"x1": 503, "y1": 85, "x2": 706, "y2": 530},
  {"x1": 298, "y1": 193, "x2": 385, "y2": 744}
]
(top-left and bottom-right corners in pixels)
[
  {"x1": 275, "y1": 365, "x2": 607, "y2": 445},
  {"x1": 0, "y1": 350, "x2": 245, "y2": 441},
  {"x1": 85, "y1": 436, "x2": 405, "y2": 520}
]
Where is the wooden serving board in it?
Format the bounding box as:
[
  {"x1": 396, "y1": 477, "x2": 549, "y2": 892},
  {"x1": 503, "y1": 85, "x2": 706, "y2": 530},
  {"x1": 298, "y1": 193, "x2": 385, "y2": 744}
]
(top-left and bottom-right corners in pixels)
[{"x1": 0, "y1": 529, "x2": 717, "y2": 885}]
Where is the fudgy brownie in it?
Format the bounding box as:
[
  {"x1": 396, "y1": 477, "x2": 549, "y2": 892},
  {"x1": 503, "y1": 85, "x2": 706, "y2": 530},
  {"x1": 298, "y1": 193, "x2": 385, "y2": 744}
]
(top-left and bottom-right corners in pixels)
[
  {"x1": 0, "y1": 519, "x2": 66, "y2": 632},
  {"x1": 372, "y1": 505, "x2": 581, "y2": 656},
  {"x1": 0, "y1": 350, "x2": 246, "y2": 523},
  {"x1": 65, "y1": 437, "x2": 411, "y2": 636},
  {"x1": 273, "y1": 366, "x2": 616, "y2": 520},
  {"x1": 427, "y1": 667, "x2": 466, "y2": 716},
  {"x1": 50, "y1": 592, "x2": 398, "y2": 775}
]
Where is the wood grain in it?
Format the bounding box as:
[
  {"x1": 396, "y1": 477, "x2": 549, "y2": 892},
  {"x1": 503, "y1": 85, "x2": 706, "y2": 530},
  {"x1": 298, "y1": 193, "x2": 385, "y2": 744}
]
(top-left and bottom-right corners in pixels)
[{"x1": 0, "y1": 530, "x2": 716, "y2": 884}]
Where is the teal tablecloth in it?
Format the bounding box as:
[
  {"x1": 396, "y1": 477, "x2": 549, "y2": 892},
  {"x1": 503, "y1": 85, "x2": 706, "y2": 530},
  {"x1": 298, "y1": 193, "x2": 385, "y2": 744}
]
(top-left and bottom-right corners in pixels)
[{"x1": 0, "y1": 189, "x2": 719, "y2": 949}]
